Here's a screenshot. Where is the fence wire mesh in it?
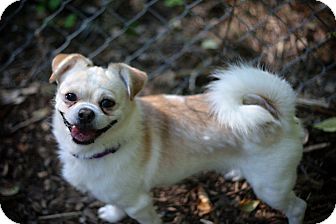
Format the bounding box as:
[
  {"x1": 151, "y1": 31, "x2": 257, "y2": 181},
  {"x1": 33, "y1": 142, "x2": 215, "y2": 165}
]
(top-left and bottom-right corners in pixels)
[{"x1": 0, "y1": 0, "x2": 335, "y2": 103}]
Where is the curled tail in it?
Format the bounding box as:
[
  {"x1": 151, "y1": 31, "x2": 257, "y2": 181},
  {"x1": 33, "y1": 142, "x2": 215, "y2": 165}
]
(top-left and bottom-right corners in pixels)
[{"x1": 207, "y1": 64, "x2": 296, "y2": 138}]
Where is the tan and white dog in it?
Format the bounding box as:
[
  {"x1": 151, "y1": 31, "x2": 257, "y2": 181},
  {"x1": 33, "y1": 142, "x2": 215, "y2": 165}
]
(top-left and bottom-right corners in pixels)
[{"x1": 50, "y1": 53, "x2": 306, "y2": 224}]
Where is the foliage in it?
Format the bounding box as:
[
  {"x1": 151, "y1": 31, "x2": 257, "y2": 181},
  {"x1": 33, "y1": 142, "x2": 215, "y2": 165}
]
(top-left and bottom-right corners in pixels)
[
  {"x1": 63, "y1": 14, "x2": 77, "y2": 29},
  {"x1": 36, "y1": 0, "x2": 61, "y2": 13},
  {"x1": 35, "y1": 0, "x2": 77, "y2": 29},
  {"x1": 313, "y1": 117, "x2": 336, "y2": 132},
  {"x1": 48, "y1": 0, "x2": 62, "y2": 11},
  {"x1": 164, "y1": 0, "x2": 184, "y2": 7}
]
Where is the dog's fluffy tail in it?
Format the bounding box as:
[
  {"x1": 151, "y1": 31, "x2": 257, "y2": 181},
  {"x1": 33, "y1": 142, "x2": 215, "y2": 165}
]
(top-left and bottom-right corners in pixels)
[{"x1": 207, "y1": 64, "x2": 296, "y2": 138}]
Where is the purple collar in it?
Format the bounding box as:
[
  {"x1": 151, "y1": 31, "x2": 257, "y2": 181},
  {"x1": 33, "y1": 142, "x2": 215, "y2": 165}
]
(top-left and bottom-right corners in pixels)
[{"x1": 72, "y1": 144, "x2": 121, "y2": 160}]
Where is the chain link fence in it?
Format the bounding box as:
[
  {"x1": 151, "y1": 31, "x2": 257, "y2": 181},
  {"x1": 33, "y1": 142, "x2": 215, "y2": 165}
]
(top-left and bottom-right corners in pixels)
[{"x1": 0, "y1": 0, "x2": 335, "y2": 102}]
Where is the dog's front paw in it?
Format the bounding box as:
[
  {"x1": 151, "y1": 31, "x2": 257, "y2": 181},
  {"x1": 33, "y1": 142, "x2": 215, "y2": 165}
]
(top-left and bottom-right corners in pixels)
[{"x1": 98, "y1": 204, "x2": 126, "y2": 223}]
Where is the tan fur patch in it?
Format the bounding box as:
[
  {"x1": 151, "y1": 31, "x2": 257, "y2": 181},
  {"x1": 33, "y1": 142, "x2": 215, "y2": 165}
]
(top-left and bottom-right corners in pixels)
[
  {"x1": 138, "y1": 94, "x2": 237, "y2": 155},
  {"x1": 141, "y1": 119, "x2": 152, "y2": 165},
  {"x1": 52, "y1": 54, "x2": 69, "y2": 72}
]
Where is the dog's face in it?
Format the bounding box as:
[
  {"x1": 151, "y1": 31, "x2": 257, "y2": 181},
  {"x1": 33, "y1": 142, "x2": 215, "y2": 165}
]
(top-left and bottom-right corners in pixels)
[{"x1": 50, "y1": 54, "x2": 147, "y2": 145}]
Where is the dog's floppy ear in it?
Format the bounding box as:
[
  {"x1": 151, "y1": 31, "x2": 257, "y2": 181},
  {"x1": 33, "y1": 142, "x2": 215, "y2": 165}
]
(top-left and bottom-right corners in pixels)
[
  {"x1": 110, "y1": 63, "x2": 147, "y2": 100},
  {"x1": 49, "y1": 53, "x2": 93, "y2": 84}
]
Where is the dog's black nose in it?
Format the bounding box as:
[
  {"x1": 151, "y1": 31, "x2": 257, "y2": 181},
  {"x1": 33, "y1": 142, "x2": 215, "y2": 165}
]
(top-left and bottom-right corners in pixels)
[{"x1": 78, "y1": 108, "x2": 95, "y2": 123}]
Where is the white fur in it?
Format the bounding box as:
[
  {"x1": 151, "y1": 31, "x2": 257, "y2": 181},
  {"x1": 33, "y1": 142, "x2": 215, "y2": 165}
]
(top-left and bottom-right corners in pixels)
[
  {"x1": 163, "y1": 95, "x2": 185, "y2": 102},
  {"x1": 98, "y1": 205, "x2": 126, "y2": 223},
  {"x1": 53, "y1": 63, "x2": 306, "y2": 224},
  {"x1": 207, "y1": 64, "x2": 296, "y2": 137}
]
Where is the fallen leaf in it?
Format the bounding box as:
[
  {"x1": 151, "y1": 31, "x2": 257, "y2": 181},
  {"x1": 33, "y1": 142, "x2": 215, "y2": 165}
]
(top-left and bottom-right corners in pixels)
[
  {"x1": 37, "y1": 171, "x2": 48, "y2": 178},
  {"x1": 313, "y1": 117, "x2": 336, "y2": 132},
  {"x1": 197, "y1": 186, "x2": 213, "y2": 216},
  {"x1": 201, "y1": 38, "x2": 220, "y2": 50},
  {"x1": 1, "y1": 162, "x2": 9, "y2": 176},
  {"x1": 200, "y1": 219, "x2": 214, "y2": 224},
  {"x1": 21, "y1": 82, "x2": 40, "y2": 95},
  {"x1": 0, "y1": 183, "x2": 20, "y2": 196},
  {"x1": 239, "y1": 199, "x2": 260, "y2": 213},
  {"x1": 32, "y1": 108, "x2": 50, "y2": 120},
  {"x1": 17, "y1": 143, "x2": 29, "y2": 153},
  {"x1": 0, "y1": 89, "x2": 25, "y2": 105}
]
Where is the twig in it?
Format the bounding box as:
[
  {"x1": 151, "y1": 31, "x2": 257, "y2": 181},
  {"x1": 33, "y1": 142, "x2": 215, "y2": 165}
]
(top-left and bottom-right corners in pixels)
[
  {"x1": 303, "y1": 142, "x2": 330, "y2": 153},
  {"x1": 297, "y1": 97, "x2": 336, "y2": 115},
  {"x1": 8, "y1": 108, "x2": 49, "y2": 134},
  {"x1": 38, "y1": 211, "x2": 81, "y2": 220},
  {"x1": 226, "y1": 182, "x2": 245, "y2": 196},
  {"x1": 297, "y1": 98, "x2": 329, "y2": 108}
]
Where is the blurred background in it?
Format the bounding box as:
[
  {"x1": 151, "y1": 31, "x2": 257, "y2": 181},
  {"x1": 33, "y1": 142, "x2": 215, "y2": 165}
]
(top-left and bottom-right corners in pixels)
[{"x1": 0, "y1": 0, "x2": 335, "y2": 223}]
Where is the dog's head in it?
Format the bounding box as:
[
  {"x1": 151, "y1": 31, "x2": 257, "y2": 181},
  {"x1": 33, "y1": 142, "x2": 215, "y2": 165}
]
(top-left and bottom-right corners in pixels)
[{"x1": 50, "y1": 53, "x2": 147, "y2": 145}]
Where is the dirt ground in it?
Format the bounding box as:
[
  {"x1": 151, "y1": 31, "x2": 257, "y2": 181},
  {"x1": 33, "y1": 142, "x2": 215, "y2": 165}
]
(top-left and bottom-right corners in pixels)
[{"x1": 1, "y1": 1, "x2": 336, "y2": 224}]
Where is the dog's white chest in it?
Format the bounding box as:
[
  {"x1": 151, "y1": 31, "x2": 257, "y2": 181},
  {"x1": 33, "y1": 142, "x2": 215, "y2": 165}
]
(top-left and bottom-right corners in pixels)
[{"x1": 61, "y1": 155, "x2": 141, "y2": 204}]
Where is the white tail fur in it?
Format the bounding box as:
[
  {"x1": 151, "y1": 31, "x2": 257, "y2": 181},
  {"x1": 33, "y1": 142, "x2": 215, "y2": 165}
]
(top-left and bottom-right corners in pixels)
[{"x1": 207, "y1": 64, "x2": 296, "y2": 137}]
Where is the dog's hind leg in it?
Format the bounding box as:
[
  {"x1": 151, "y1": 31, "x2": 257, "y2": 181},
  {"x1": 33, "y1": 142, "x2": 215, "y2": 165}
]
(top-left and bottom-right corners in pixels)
[
  {"x1": 248, "y1": 184, "x2": 306, "y2": 224},
  {"x1": 98, "y1": 204, "x2": 126, "y2": 223},
  {"x1": 241, "y1": 153, "x2": 306, "y2": 224}
]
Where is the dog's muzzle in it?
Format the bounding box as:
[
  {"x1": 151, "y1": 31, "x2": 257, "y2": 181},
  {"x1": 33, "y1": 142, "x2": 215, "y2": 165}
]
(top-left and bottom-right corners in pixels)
[{"x1": 59, "y1": 111, "x2": 118, "y2": 145}]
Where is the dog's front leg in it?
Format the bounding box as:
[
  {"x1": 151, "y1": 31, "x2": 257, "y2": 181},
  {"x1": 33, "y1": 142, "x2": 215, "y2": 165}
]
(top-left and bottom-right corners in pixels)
[
  {"x1": 125, "y1": 193, "x2": 162, "y2": 224},
  {"x1": 98, "y1": 204, "x2": 126, "y2": 223}
]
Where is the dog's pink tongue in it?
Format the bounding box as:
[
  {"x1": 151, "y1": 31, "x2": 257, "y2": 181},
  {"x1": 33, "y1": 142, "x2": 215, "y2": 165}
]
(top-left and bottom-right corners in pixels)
[{"x1": 71, "y1": 126, "x2": 96, "y2": 143}]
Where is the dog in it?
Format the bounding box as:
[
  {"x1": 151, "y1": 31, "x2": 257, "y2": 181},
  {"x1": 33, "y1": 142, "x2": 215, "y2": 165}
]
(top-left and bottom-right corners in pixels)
[{"x1": 50, "y1": 53, "x2": 307, "y2": 224}]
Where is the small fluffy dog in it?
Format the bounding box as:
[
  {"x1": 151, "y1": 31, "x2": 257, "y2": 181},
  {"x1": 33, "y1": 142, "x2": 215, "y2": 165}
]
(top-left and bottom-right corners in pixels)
[{"x1": 50, "y1": 53, "x2": 306, "y2": 224}]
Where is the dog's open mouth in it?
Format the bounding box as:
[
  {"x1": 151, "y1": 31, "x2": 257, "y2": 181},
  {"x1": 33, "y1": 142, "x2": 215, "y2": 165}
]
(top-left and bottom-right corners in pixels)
[
  {"x1": 60, "y1": 111, "x2": 117, "y2": 145},
  {"x1": 70, "y1": 126, "x2": 97, "y2": 144}
]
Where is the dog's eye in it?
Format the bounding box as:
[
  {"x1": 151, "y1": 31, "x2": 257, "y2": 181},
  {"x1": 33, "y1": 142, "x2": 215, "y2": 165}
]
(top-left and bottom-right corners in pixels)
[
  {"x1": 100, "y1": 99, "x2": 115, "y2": 109},
  {"x1": 65, "y1": 93, "x2": 77, "y2": 102}
]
